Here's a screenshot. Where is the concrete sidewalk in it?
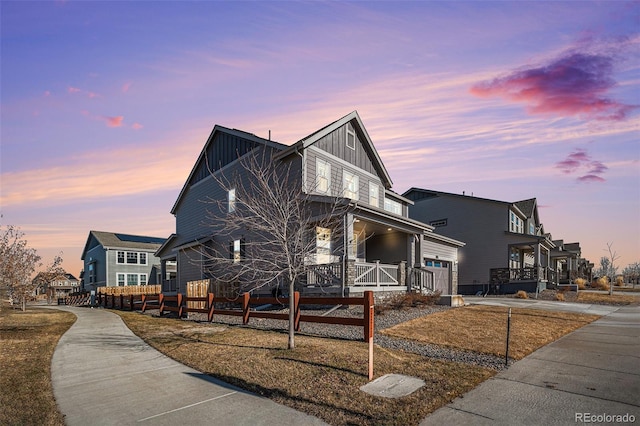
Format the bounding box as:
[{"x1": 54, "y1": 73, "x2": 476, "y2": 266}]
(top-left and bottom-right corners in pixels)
[
  {"x1": 421, "y1": 302, "x2": 640, "y2": 425},
  {"x1": 49, "y1": 306, "x2": 327, "y2": 426}
]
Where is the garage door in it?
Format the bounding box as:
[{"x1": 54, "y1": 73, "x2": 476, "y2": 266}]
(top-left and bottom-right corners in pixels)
[{"x1": 425, "y1": 260, "x2": 450, "y2": 294}]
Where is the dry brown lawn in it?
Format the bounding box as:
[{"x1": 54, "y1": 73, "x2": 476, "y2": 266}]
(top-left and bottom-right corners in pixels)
[
  {"x1": 0, "y1": 307, "x2": 76, "y2": 426},
  {"x1": 380, "y1": 305, "x2": 599, "y2": 360},
  {"x1": 116, "y1": 311, "x2": 494, "y2": 426},
  {"x1": 577, "y1": 292, "x2": 639, "y2": 305}
]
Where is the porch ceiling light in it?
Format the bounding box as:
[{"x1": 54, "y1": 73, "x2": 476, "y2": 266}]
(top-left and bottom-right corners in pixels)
[{"x1": 387, "y1": 227, "x2": 393, "y2": 231}]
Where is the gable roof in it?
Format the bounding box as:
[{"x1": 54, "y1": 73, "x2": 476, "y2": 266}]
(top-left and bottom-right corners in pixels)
[
  {"x1": 81, "y1": 230, "x2": 166, "y2": 260},
  {"x1": 274, "y1": 111, "x2": 394, "y2": 189},
  {"x1": 171, "y1": 125, "x2": 287, "y2": 214}
]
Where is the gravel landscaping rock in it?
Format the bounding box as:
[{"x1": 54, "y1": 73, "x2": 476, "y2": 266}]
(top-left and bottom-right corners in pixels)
[{"x1": 178, "y1": 303, "x2": 507, "y2": 371}]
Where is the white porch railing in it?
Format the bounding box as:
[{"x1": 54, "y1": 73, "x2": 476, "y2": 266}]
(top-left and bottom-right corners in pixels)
[{"x1": 354, "y1": 261, "x2": 400, "y2": 287}]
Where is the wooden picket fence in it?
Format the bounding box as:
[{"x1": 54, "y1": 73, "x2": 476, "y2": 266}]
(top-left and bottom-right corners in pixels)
[
  {"x1": 97, "y1": 285, "x2": 161, "y2": 296},
  {"x1": 97, "y1": 291, "x2": 374, "y2": 342}
]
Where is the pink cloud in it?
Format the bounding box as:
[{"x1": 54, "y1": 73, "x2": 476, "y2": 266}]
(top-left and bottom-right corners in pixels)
[
  {"x1": 470, "y1": 52, "x2": 637, "y2": 121},
  {"x1": 555, "y1": 148, "x2": 607, "y2": 183},
  {"x1": 104, "y1": 116, "x2": 124, "y2": 127},
  {"x1": 577, "y1": 174, "x2": 606, "y2": 183},
  {"x1": 68, "y1": 86, "x2": 81, "y2": 93},
  {"x1": 43, "y1": 90, "x2": 51, "y2": 97},
  {"x1": 131, "y1": 122, "x2": 143, "y2": 130},
  {"x1": 122, "y1": 82, "x2": 132, "y2": 93}
]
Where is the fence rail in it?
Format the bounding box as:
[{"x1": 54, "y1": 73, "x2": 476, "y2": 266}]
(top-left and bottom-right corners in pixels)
[{"x1": 97, "y1": 291, "x2": 375, "y2": 342}]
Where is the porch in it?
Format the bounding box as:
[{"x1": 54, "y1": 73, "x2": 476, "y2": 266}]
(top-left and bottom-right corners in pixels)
[
  {"x1": 305, "y1": 260, "x2": 433, "y2": 295},
  {"x1": 489, "y1": 266, "x2": 549, "y2": 294}
]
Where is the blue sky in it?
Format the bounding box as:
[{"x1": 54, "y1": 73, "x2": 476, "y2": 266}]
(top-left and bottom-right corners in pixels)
[{"x1": 1, "y1": 1, "x2": 638, "y2": 276}]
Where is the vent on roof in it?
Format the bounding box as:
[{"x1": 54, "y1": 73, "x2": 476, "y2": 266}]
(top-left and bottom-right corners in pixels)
[{"x1": 114, "y1": 234, "x2": 165, "y2": 244}]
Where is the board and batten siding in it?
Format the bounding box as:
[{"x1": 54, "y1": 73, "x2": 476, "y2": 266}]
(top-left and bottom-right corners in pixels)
[
  {"x1": 313, "y1": 122, "x2": 378, "y2": 176},
  {"x1": 409, "y1": 195, "x2": 510, "y2": 286},
  {"x1": 84, "y1": 244, "x2": 107, "y2": 287}
]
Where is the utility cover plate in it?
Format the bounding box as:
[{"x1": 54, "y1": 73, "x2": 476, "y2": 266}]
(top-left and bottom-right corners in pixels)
[{"x1": 360, "y1": 373, "x2": 425, "y2": 398}]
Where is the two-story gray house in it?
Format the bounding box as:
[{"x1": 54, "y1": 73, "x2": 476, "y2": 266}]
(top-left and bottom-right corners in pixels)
[
  {"x1": 156, "y1": 111, "x2": 463, "y2": 298},
  {"x1": 80, "y1": 231, "x2": 167, "y2": 292},
  {"x1": 404, "y1": 188, "x2": 558, "y2": 294}
]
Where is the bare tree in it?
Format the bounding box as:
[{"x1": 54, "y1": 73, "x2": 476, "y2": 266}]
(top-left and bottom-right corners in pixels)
[
  {"x1": 603, "y1": 242, "x2": 620, "y2": 295},
  {"x1": 199, "y1": 150, "x2": 350, "y2": 349},
  {"x1": 0, "y1": 225, "x2": 64, "y2": 311}
]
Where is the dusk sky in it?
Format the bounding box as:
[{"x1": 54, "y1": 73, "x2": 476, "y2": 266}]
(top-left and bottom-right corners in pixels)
[{"x1": 1, "y1": 1, "x2": 639, "y2": 278}]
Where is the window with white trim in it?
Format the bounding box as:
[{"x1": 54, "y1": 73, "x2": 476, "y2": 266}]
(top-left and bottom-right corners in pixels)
[
  {"x1": 117, "y1": 251, "x2": 125, "y2": 264},
  {"x1": 139, "y1": 274, "x2": 147, "y2": 285},
  {"x1": 509, "y1": 211, "x2": 524, "y2": 234},
  {"x1": 343, "y1": 171, "x2": 359, "y2": 200},
  {"x1": 369, "y1": 182, "x2": 379, "y2": 207},
  {"x1": 316, "y1": 158, "x2": 330, "y2": 194},
  {"x1": 117, "y1": 273, "x2": 125, "y2": 286},
  {"x1": 116, "y1": 251, "x2": 148, "y2": 265},
  {"x1": 126, "y1": 274, "x2": 138, "y2": 286},
  {"x1": 233, "y1": 239, "x2": 241, "y2": 263},
  {"x1": 384, "y1": 198, "x2": 402, "y2": 215},
  {"x1": 139, "y1": 253, "x2": 147, "y2": 265},
  {"x1": 228, "y1": 188, "x2": 236, "y2": 213},
  {"x1": 127, "y1": 252, "x2": 138, "y2": 264},
  {"x1": 346, "y1": 126, "x2": 356, "y2": 150},
  {"x1": 316, "y1": 227, "x2": 331, "y2": 264}
]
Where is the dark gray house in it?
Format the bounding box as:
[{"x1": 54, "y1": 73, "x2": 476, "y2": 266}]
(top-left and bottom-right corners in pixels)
[
  {"x1": 80, "y1": 231, "x2": 167, "y2": 292},
  {"x1": 404, "y1": 188, "x2": 557, "y2": 294},
  {"x1": 157, "y1": 111, "x2": 463, "y2": 297}
]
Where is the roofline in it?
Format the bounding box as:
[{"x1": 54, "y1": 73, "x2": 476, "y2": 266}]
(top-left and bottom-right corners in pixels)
[
  {"x1": 170, "y1": 125, "x2": 286, "y2": 214},
  {"x1": 423, "y1": 231, "x2": 465, "y2": 247},
  {"x1": 274, "y1": 111, "x2": 394, "y2": 188},
  {"x1": 404, "y1": 187, "x2": 531, "y2": 216}
]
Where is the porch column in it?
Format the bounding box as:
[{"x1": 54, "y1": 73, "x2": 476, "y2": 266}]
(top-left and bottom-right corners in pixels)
[{"x1": 414, "y1": 234, "x2": 424, "y2": 268}]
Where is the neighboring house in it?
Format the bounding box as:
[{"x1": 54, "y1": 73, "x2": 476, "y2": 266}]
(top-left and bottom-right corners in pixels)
[
  {"x1": 33, "y1": 271, "x2": 80, "y2": 300},
  {"x1": 550, "y1": 240, "x2": 592, "y2": 284},
  {"x1": 404, "y1": 188, "x2": 559, "y2": 294},
  {"x1": 157, "y1": 111, "x2": 463, "y2": 297},
  {"x1": 80, "y1": 231, "x2": 166, "y2": 292}
]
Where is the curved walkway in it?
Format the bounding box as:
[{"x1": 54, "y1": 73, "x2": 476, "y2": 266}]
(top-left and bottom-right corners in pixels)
[
  {"x1": 49, "y1": 306, "x2": 327, "y2": 426},
  {"x1": 421, "y1": 300, "x2": 640, "y2": 425}
]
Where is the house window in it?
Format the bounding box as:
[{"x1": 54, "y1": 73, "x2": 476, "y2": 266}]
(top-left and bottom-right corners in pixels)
[
  {"x1": 430, "y1": 219, "x2": 448, "y2": 227},
  {"x1": 139, "y1": 274, "x2": 147, "y2": 285},
  {"x1": 384, "y1": 198, "x2": 402, "y2": 215},
  {"x1": 117, "y1": 251, "x2": 125, "y2": 264},
  {"x1": 316, "y1": 158, "x2": 330, "y2": 194},
  {"x1": 343, "y1": 171, "x2": 359, "y2": 200},
  {"x1": 346, "y1": 126, "x2": 356, "y2": 150},
  {"x1": 126, "y1": 274, "x2": 138, "y2": 286},
  {"x1": 529, "y1": 223, "x2": 535, "y2": 235},
  {"x1": 117, "y1": 273, "x2": 125, "y2": 287},
  {"x1": 316, "y1": 227, "x2": 331, "y2": 264},
  {"x1": 509, "y1": 211, "x2": 524, "y2": 234},
  {"x1": 232, "y1": 239, "x2": 242, "y2": 263},
  {"x1": 127, "y1": 252, "x2": 138, "y2": 264},
  {"x1": 369, "y1": 183, "x2": 379, "y2": 207},
  {"x1": 228, "y1": 188, "x2": 236, "y2": 213}
]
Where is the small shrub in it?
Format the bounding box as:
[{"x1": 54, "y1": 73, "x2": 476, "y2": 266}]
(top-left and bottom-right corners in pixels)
[
  {"x1": 615, "y1": 276, "x2": 624, "y2": 287},
  {"x1": 574, "y1": 278, "x2": 587, "y2": 290},
  {"x1": 514, "y1": 290, "x2": 528, "y2": 299},
  {"x1": 596, "y1": 277, "x2": 610, "y2": 291},
  {"x1": 556, "y1": 292, "x2": 565, "y2": 302}
]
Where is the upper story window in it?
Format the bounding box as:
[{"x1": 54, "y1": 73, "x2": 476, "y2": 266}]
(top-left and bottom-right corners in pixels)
[
  {"x1": 316, "y1": 158, "x2": 331, "y2": 194},
  {"x1": 509, "y1": 211, "x2": 524, "y2": 234},
  {"x1": 430, "y1": 219, "x2": 448, "y2": 228},
  {"x1": 232, "y1": 239, "x2": 242, "y2": 263},
  {"x1": 117, "y1": 251, "x2": 149, "y2": 265},
  {"x1": 369, "y1": 182, "x2": 380, "y2": 207},
  {"x1": 384, "y1": 198, "x2": 402, "y2": 216},
  {"x1": 228, "y1": 188, "x2": 236, "y2": 213},
  {"x1": 343, "y1": 171, "x2": 359, "y2": 200},
  {"x1": 346, "y1": 126, "x2": 356, "y2": 150},
  {"x1": 529, "y1": 223, "x2": 535, "y2": 235}
]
